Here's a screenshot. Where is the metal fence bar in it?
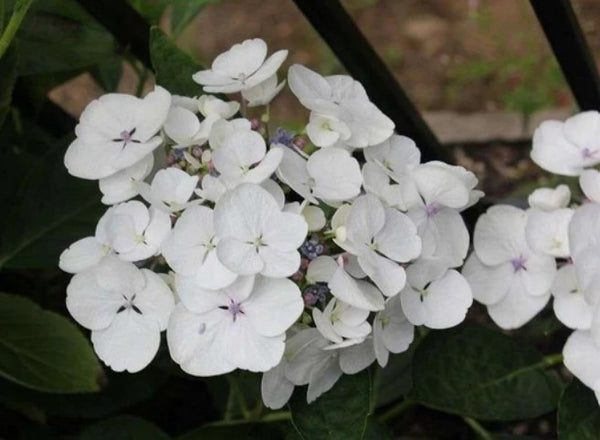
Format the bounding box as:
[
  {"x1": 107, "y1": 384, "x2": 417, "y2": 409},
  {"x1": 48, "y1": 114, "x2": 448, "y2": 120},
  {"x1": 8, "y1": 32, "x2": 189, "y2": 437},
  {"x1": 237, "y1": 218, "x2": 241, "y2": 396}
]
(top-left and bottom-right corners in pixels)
[
  {"x1": 530, "y1": 0, "x2": 600, "y2": 111},
  {"x1": 291, "y1": 0, "x2": 451, "y2": 163}
]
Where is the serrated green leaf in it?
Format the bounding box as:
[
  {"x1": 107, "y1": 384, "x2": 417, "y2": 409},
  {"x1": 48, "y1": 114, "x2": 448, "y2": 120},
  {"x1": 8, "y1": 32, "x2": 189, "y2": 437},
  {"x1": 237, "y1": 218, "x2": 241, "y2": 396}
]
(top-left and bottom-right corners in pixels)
[
  {"x1": 80, "y1": 415, "x2": 170, "y2": 440},
  {"x1": 409, "y1": 324, "x2": 563, "y2": 421},
  {"x1": 0, "y1": 292, "x2": 101, "y2": 393},
  {"x1": 149, "y1": 26, "x2": 202, "y2": 97},
  {"x1": 289, "y1": 370, "x2": 371, "y2": 440},
  {"x1": 557, "y1": 379, "x2": 600, "y2": 440}
]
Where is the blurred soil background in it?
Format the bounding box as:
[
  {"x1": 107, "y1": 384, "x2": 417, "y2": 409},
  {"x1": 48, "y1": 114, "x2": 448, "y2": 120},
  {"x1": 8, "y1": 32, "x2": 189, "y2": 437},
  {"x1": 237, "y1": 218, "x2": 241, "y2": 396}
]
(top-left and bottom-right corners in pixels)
[{"x1": 49, "y1": 0, "x2": 600, "y2": 201}]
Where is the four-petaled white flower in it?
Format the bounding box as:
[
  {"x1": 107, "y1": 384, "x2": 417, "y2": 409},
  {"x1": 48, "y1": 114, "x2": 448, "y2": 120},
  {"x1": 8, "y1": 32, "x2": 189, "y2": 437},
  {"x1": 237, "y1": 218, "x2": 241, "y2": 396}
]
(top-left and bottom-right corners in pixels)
[
  {"x1": 532, "y1": 111, "x2": 600, "y2": 176},
  {"x1": 98, "y1": 201, "x2": 171, "y2": 262},
  {"x1": 167, "y1": 275, "x2": 303, "y2": 375},
  {"x1": 66, "y1": 256, "x2": 175, "y2": 372},
  {"x1": 65, "y1": 86, "x2": 171, "y2": 179},
  {"x1": 161, "y1": 205, "x2": 237, "y2": 289},
  {"x1": 373, "y1": 295, "x2": 414, "y2": 367},
  {"x1": 463, "y1": 205, "x2": 556, "y2": 329},
  {"x1": 214, "y1": 183, "x2": 308, "y2": 277},
  {"x1": 193, "y1": 38, "x2": 288, "y2": 93}
]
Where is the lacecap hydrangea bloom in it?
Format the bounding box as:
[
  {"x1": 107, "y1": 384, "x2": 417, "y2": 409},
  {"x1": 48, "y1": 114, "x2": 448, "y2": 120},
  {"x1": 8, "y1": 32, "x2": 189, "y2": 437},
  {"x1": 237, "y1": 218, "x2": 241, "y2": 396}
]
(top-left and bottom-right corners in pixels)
[
  {"x1": 59, "y1": 38, "x2": 481, "y2": 405},
  {"x1": 462, "y1": 109, "x2": 600, "y2": 407}
]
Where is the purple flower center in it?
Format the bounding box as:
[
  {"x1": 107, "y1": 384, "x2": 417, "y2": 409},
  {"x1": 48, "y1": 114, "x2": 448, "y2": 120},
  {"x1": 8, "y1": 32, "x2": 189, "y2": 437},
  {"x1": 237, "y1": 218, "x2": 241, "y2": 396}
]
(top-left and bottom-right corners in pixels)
[
  {"x1": 227, "y1": 299, "x2": 244, "y2": 322},
  {"x1": 425, "y1": 203, "x2": 440, "y2": 218},
  {"x1": 510, "y1": 256, "x2": 527, "y2": 272},
  {"x1": 582, "y1": 147, "x2": 597, "y2": 159},
  {"x1": 113, "y1": 128, "x2": 140, "y2": 147}
]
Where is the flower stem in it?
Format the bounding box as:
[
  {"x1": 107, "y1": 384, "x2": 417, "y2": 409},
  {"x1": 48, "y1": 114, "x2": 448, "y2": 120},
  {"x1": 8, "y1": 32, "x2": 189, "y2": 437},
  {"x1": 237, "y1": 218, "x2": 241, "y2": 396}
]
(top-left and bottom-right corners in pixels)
[
  {"x1": 543, "y1": 353, "x2": 564, "y2": 367},
  {"x1": 463, "y1": 417, "x2": 493, "y2": 440},
  {"x1": 0, "y1": 0, "x2": 33, "y2": 60},
  {"x1": 261, "y1": 411, "x2": 291, "y2": 422},
  {"x1": 377, "y1": 399, "x2": 417, "y2": 423}
]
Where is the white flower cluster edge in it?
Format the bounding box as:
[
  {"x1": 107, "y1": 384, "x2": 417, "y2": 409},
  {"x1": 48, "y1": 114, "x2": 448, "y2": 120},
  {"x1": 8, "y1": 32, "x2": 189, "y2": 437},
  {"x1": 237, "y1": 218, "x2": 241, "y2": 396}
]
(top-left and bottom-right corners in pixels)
[
  {"x1": 59, "y1": 38, "x2": 482, "y2": 406},
  {"x1": 462, "y1": 110, "x2": 600, "y2": 406}
]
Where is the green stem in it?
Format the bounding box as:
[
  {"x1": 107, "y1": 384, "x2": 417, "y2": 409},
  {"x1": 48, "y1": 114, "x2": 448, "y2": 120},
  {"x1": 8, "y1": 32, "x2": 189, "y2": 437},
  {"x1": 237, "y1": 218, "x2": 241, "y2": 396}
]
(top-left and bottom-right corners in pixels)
[
  {"x1": 377, "y1": 399, "x2": 417, "y2": 423},
  {"x1": 261, "y1": 411, "x2": 291, "y2": 422},
  {"x1": 463, "y1": 417, "x2": 493, "y2": 440},
  {"x1": 0, "y1": 0, "x2": 33, "y2": 60},
  {"x1": 543, "y1": 353, "x2": 563, "y2": 367},
  {"x1": 225, "y1": 375, "x2": 250, "y2": 420}
]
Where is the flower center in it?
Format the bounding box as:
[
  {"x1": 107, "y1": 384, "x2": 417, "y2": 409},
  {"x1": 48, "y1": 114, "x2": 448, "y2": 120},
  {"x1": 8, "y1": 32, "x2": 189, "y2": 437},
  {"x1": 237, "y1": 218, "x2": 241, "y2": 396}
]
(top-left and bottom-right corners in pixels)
[
  {"x1": 223, "y1": 299, "x2": 244, "y2": 322},
  {"x1": 510, "y1": 256, "x2": 527, "y2": 272},
  {"x1": 582, "y1": 147, "x2": 597, "y2": 159},
  {"x1": 425, "y1": 203, "x2": 440, "y2": 218},
  {"x1": 117, "y1": 294, "x2": 142, "y2": 315},
  {"x1": 112, "y1": 128, "x2": 140, "y2": 148}
]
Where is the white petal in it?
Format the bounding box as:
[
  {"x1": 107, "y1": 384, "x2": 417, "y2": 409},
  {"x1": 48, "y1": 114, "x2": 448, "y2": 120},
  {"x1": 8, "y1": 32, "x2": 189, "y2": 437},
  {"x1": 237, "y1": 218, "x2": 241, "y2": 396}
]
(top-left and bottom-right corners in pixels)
[
  {"x1": 525, "y1": 208, "x2": 573, "y2": 257},
  {"x1": 375, "y1": 208, "x2": 421, "y2": 262},
  {"x1": 135, "y1": 269, "x2": 175, "y2": 330},
  {"x1": 410, "y1": 164, "x2": 469, "y2": 209},
  {"x1": 217, "y1": 238, "x2": 265, "y2": 275},
  {"x1": 99, "y1": 154, "x2": 154, "y2": 205},
  {"x1": 59, "y1": 237, "x2": 109, "y2": 274},
  {"x1": 339, "y1": 340, "x2": 376, "y2": 374},
  {"x1": 91, "y1": 311, "x2": 160, "y2": 373},
  {"x1": 308, "y1": 148, "x2": 362, "y2": 201},
  {"x1": 306, "y1": 256, "x2": 337, "y2": 284},
  {"x1": 358, "y1": 252, "x2": 406, "y2": 297},
  {"x1": 462, "y1": 254, "x2": 512, "y2": 305},
  {"x1": 258, "y1": 247, "x2": 301, "y2": 278},
  {"x1": 329, "y1": 264, "x2": 384, "y2": 311},
  {"x1": 552, "y1": 264, "x2": 593, "y2": 330},
  {"x1": 473, "y1": 205, "x2": 527, "y2": 265},
  {"x1": 261, "y1": 363, "x2": 294, "y2": 409},
  {"x1": 580, "y1": 169, "x2": 600, "y2": 202},
  {"x1": 243, "y1": 276, "x2": 303, "y2": 337},
  {"x1": 531, "y1": 119, "x2": 585, "y2": 176},
  {"x1": 487, "y1": 280, "x2": 550, "y2": 330},
  {"x1": 563, "y1": 330, "x2": 600, "y2": 389},
  {"x1": 528, "y1": 185, "x2": 571, "y2": 210}
]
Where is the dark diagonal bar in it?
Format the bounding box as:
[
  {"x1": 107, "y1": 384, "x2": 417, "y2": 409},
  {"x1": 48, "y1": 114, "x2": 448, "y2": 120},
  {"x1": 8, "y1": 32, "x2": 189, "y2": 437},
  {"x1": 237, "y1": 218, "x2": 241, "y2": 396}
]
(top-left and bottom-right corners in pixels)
[
  {"x1": 76, "y1": 0, "x2": 152, "y2": 69},
  {"x1": 292, "y1": 0, "x2": 450, "y2": 163},
  {"x1": 531, "y1": 0, "x2": 600, "y2": 111}
]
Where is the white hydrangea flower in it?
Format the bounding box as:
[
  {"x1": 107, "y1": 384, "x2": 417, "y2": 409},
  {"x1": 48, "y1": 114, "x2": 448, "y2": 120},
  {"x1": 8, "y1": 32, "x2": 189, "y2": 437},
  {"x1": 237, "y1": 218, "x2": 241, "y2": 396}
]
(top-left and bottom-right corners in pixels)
[
  {"x1": 212, "y1": 130, "x2": 283, "y2": 185},
  {"x1": 551, "y1": 264, "x2": 592, "y2": 330},
  {"x1": 361, "y1": 162, "x2": 408, "y2": 210},
  {"x1": 531, "y1": 111, "x2": 600, "y2": 176},
  {"x1": 568, "y1": 203, "x2": 600, "y2": 305},
  {"x1": 65, "y1": 86, "x2": 171, "y2": 180},
  {"x1": 198, "y1": 95, "x2": 240, "y2": 119},
  {"x1": 343, "y1": 194, "x2": 421, "y2": 297},
  {"x1": 164, "y1": 106, "x2": 212, "y2": 149},
  {"x1": 288, "y1": 64, "x2": 394, "y2": 148},
  {"x1": 364, "y1": 134, "x2": 421, "y2": 189},
  {"x1": 193, "y1": 38, "x2": 288, "y2": 93},
  {"x1": 98, "y1": 154, "x2": 154, "y2": 205},
  {"x1": 59, "y1": 236, "x2": 112, "y2": 274},
  {"x1": 161, "y1": 205, "x2": 237, "y2": 289},
  {"x1": 525, "y1": 208, "x2": 573, "y2": 258},
  {"x1": 241, "y1": 74, "x2": 286, "y2": 107},
  {"x1": 167, "y1": 275, "x2": 303, "y2": 375},
  {"x1": 306, "y1": 113, "x2": 351, "y2": 148},
  {"x1": 372, "y1": 295, "x2": 414, "y2": 367},
  {"x1": 66, "y1": 256, "x2": 175, "y2": 372},
  {"x1": 528, "y1": 184, "x2": 571, "y2": 211},
  {"x1": 137, "y1": 168, "x2": 199, "y2": 213},
  {"x1": 463, "y1": 205, "x2": 556, "y2": 329},
  {"x1": 99, "y1": 201, "x2": 171, "y2": 262},
  {"x1": 208, "y1": 118, "x2": 252, "y2": 150},
  {"x1": 313, "y1": 297, "x2": 371, "y2": 349},
  {"x1": 563, "y1": 330, "x2": 600, "y2": 405},
  {"x1": 214, "y1": 183, "x2": 307, "y2": 277},
  {"x1": 276, "y1": 146, "x2": 362, "y2": 204},
  {"x1": 400, "y1": 266, "x2": 472, "y2": 329},
  {"x1": 580, "y1": 169, "x2": 600, "y2": 202}
]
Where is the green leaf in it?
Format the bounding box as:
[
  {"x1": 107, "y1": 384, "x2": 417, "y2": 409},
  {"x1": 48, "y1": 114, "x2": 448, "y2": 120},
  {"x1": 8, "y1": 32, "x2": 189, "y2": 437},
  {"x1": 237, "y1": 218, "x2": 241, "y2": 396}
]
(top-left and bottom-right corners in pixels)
[
  {"x1": 557, "y1": 379, "x2": 600, "y2": 440},
  {"x1": 409, "y1": 323, "x2": 563, "y2": 421},
  {"x1": 90, "y1": 56, "x2": 123, "y2": 92},
  {"x1": 178, "y1": 421, "x2": 287, "y2": 440},
  {"x1": 0, "y1": 43, "x2": 17, "y2": 127},
  {"x1": 0, "y1": 368, "x2": 165, "y2": 418},
  {"x1": 128, "y1": 0, "x2": 171, "y2": 25},
  {"x1": 0, "y1": 292, "x2": 101, "y2": 393},
  {"x1": 80, "y1": 415, "x2": 170, "y2": 440},
  {"x1": 0, "y1": 136, "x2": 104, "y2": 269},
  {"x1": 375, "y1": 343, "x2": 415, "y2": 407},
  {"x1": 149, "y1": 26, "x2": 202, "y2": 97},
  {"x1": 171, "y1": 0, "x2": 220, "y2": 36},
  {"x1": 17, "y1": 0, "x2": 117, "y2": 75},
  {"x1": 289, "y1": 370, "x2": 371, "y2": 440}
]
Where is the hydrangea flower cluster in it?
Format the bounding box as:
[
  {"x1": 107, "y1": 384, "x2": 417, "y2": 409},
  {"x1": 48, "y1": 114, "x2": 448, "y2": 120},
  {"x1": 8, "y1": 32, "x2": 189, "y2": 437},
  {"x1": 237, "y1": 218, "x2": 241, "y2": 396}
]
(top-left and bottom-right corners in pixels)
[
  {"x1": 59, "y1": 38, "x2": 481, "y2": 405},
  {"x1": 462, "y1": 110, "x2": 600, "y2": 405}
]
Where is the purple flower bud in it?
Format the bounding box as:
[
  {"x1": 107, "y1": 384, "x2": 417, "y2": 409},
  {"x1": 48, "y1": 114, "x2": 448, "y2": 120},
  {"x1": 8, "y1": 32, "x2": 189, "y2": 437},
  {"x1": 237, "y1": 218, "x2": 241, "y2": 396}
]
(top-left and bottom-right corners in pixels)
[
  {"x1": 270, "y1": 127, "x2": 296, "y2": 147},
  {"x1": 300, "y1": 235, "x2": 326, "y2": 260},
  {"x1": 303, "y1": 284, "x2": 329, "y2": 306},
  {"x1": 250, "y1": 118, "x2": 261, "y2": 130}
]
